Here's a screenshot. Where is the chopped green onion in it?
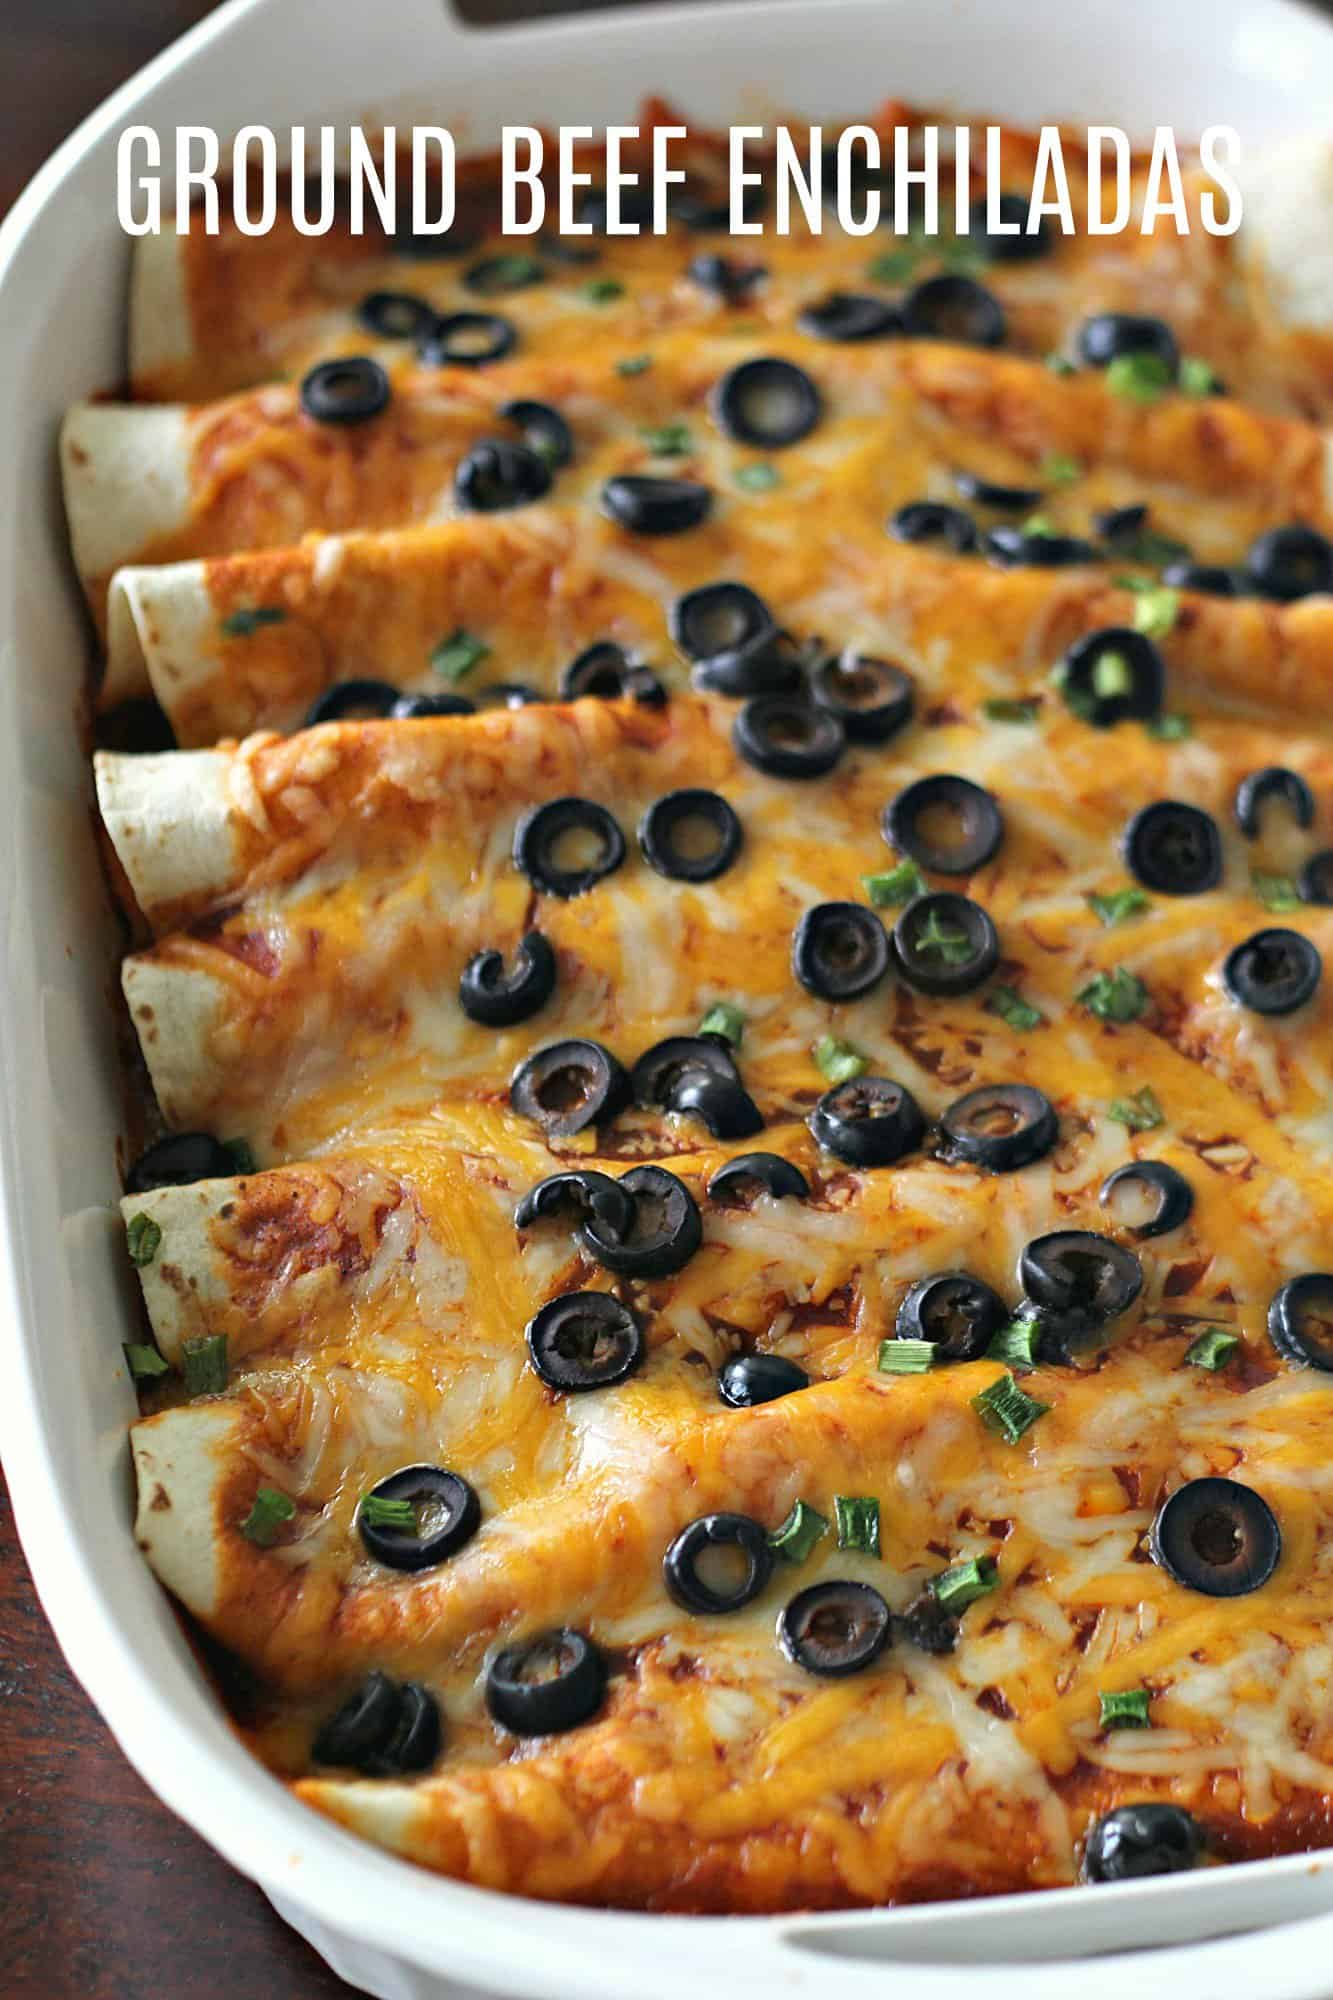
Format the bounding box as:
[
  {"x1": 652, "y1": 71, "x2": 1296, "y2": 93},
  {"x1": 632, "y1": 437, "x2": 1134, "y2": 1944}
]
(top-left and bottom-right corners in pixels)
[
  {"x1": 1185, "y1": 1327, "x2": 1239, "y2": 1372},
  {"x1": 1132, "y1": 586, "x2": 1180, "y2": 639},
  {"x1": 1078, "y1": 966, "x2": 1149, "y2": 1023},
  {"x1": 981, "y1": 697, "x2": 1040, "y2": 724},
  {"x1": 475, "y1": 252, "x2": 545, "y2": 290},
  {"x1": 835, "y1": 1495, "x2": 881, "y2": 1556},
  {"x1": 430, "y1": 628, "x2": 489, "y2": 682},
  {"x1": 735, "y1": 462, "x2": 780, "y2": 493},
  {"x1": 867, "y1": 247, "x2": 920, "y2": 284},
  {"x1": 1179, "y1": 355, "x2": 1221, "y2": 397},
  {"x1": 972, "y1": 1371, "x2": 1050, "y2": 1444},
  {"x1": 813, "y1": 1035, "x2": 868, "y2": 1084},
  {"x1": 1045, "y1": 352, "x2": 1076, "y2": 377},
  {"x1": 241, "y1": 1486, "x2": 296, "y2": 1547},
  {"x1": 912, "y1": 909, "x2": 974, "y2": 963},
  {"x1": 1088, "y1": 887, "x2": 1151, "y2": 928},
  {"x1": 181, "y1": 1334, "x2": 229, "y2": 1396},
  {"x1": 939, "y1": 236, "x2": 989, "y2": 276},
  {"x1": 932, "y1": 1554, "x2": 999, "y2": 1616},
  {"x1": 582, "y1": 277, "x2": 624, "y2": 303},
  {"x1": 699, "y1": 1001, "x2": 745, "y2": 1046},
  {"x1": 986, "y1": 1316, "x2": 1042, "y2": 1372},
  {"x1": 360, "y1": 1493, "x2": 419, "y2": 1531},
  {"x1": 878, "y1": 1337, "x2": 936, "y2": 1375},
  {"x1": 768, "y1": 1498, "x2": 829, "y2": 1565},
  {"x1": 124, "y1": 1342, "x2": 169, "y2": 1383},
  {"x1": 125, "y1": 1211, "x2": 162, "y2": 1268},
  {"x1": 1099, "y1": 1687, "x2": 1152, "y2": 1730},
  {"x1": 221, "y1": 606, "x2": 287, "y2": 639},
  {"x1": 1252, "y1": 871, "x2": 1302, "y2": 914},
  {"x1": 616, "y1": 354, "x2": 653, "y2": 378},
  {"x1": 640, "y1": 421, "x2": 693, "y2": 457},
  {"x1": 1116, "y1": 528, "x2": 1192, "y2": 568},
  {"x1": 863, "y1": 861, "x2": 925, "y2": 907},
  {"x1": 1091, "y1": 649, "x2": 1134, "y2": 700},
  {"x1": 1145, "y1": 711, "x2": 1192, "y2": 741},
  {"x1": 1105, "y1": 352, "x2": 1173, "y2": 403},
  {"x1": 1107, "y1": 1084, "x2": 1164, "y2": 1131},
  {"x1": 1039, "y1": 451, "x2": 1080, "y2": 485},
  {"x1": 1023, "y1": 512, "x2": 1055, "y2": 538},
  {"x1": 986, "y1": 985, "x2": 1043, "y2": 1032},
  {"x1": 222, "y1": 1138, "x2": 258, "y2": 1176}
]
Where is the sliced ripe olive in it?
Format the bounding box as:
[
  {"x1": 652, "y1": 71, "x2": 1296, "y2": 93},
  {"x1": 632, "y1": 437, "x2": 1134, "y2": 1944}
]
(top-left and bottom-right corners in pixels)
[
  {"x1": 1095, "y1": 503, "x2": 1149, "y2": 547},
  {"x1": 808, "y1": 652, "x2": 914, "y2": 744},
  {"x1": 1099, "y1": 1160, "x2": 1194, "y2": 1239},
  {"x1": 500, "y1": 398, "x2": 573, "y2": 468},
  {"x1": 896, "y1": 1588, "x2": 959, "y2": 1655},
  {"x1": 560, "y1": 641, "x2": 665, "y2": 705},
  {"x1": 1149, "y1": 1477, "x2": 1280, "y2": 1597},
  {"x1": 125, "y1": 1131, "x2": 240, "y2": 1194},
  {"x1": 883, "y1": 773, "x2": 1004, "y2": 875},
  {"x1": 357, "y1": 1465, "x2": 480, "y2": 1572},
  {"x1": 455, "y1": 439, "x2": 553, "y2": 513},
  {"x1": 313, "y1": 1671, "x2": 441, "y2": 1775},
  {"x1": 1122, "y1": 800, "x2": 1222, "y2": 896},
  {"x1": 362, "y1": 1681, "x2": 442, "y2": 1777},
  {"x1": 512, "y1": 797, "x2": 626, "y2": 898},
  {"x1": 713, "y1": 357, "x2": 821, "y2": 448},
  {"x1": 357, "y1": 290, "x2": 436, "y2": 340},
  {"x1": 890, "y1": 501, "x2": 978, "y2": 554},
  {"x1": 1233, "y1": 765, "x2": 1315, "y2": 839},
  {"x1": 1300, "y1": 850, "x2": 1333, "y2": 906},
  {"x1": 798, "y1": 293, "x2": 902, "y2": 342},
  {"x1": 718, "y1": 1353, "x2": 810, "y2": 1406},
  {"x1": 967, "y1": 192, "x2": 1050, "y2": 261},
  {"x1": 577, "y1": 187, "x2": 657, "y2": 232},
  {"x1": 526, "y1": 1292, "x2": 644, "y2": 1392},
  {"x1": 1246, "y1": 522, "x2": 1333, "y2": 603},
  {"x1": 391, "y1": 691, "x2": 475, "y2": 718},
  {"x1": 580, "y1": 1165, "x2": 703, "y2": 1279},
  {"x1": 632, "y1": 1035, "x2": 741, "y2": 1109},
  {"x1": 1223, "y1": 927, "x2": 1321, "y2": 1015},
  {"x1": 688, "y1": 253, "x2": 766, "y2": 302},
  {"x1": 734, "y1": 695, "x2": 845, "y2": 780},
  {"x1": 986, "y1": 525, "x2": 1100, "y2": 569},
  {"x1": 779, "y1": 1580, "x2": 892, "y2": 1677},
  {"x1": 510, "y1": 1039, "x2": 630, "y2": 1138},
  {"x1": 638, "y1": 788, "x2": 742, "y2": 883},
  {"x1": 902, "y1": 274, "x2": 1005, "y2": 347},
  {"x1": 664, "y1": 1513, "x2": 774, "y2": 1614},
  {"x1": 671, "y1": 1073, "x2": 764, "y2": 1140},
  {"x1": 670, "y1": 581, "x2": 774, "y2": 663},
  {"x1": 487, "y1": 1629, "x2": 606, "y2": 1736},
  {"x1": 537, "y1": 233, "x2": 601, "y2": 267},
  {"x1": 1061, "y1": 627, "x2": 1165, "y2": 728},
  {"x1": 893, "y1": 892, "x2": 999, "y2": 997},
  {"x1": 514, "y1": 1169, "x2": 634, "y2": 1239},
  {"x1": 394, "y1": 215, "x2": 482, "y2": 260},
  {"x1": 793, "y1": 902, "x2": 891, "y2": 1002},
  {"x1": 458, "y1": 931, "x2": 556, "y2": 1026},
  {"x1": 1268, "y1": 1272, "x2": 1333, "y2": 1370},
  {"x1": 953, "y1": 470, "x2": 1043, "y2": 512},
  {"x1": 693, "y1": 630, "x2": 805, "y2": 700},
  {"x1": 894, "y1": 1271, "x2": 1006, "y2": 1362},
  {"x1": 1019, "y1": 1231, "x2": 1142, "y2": 1338},
  {"x1": 483, "y1": 681, "x2": 545, "y2": 709},
  {"x1": 304, "y1": 677, "x2": 399, "y2": 726},
  {"x1": 940, "y1": 1082, "x2": 1058, "y2": 1173},
  {"x1": 1081, "y1": 1805, "x2": 1205, "y2": 1884},
  {"x1": 1161, "y1": 559, "x2": 1240, "y2": 597},
  {"x1": 419, "y1": 312, "x2": 517, "y2": 368},
  {"x1": 464, "y1": 253, "x2": 547, "y2": 295},
  {"x1": 1077, "y1": 313, "x2": 1179, "y2": 373},
  {"x1": 707, "y1": 1153, "x2": 811, "y2": 1207},
  {"x1": 299, "y1": 356, "x2": 390, "y2": 426},
  {"x1": 808, "y1": 1076, "x2": 924, "y2": 1168},
  {"x1": 602, "y1": 474, "x2": 713, "y2": 536}
]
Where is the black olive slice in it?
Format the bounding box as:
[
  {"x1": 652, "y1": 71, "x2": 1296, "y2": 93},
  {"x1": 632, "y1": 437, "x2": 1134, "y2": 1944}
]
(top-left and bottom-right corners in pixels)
[
  {"x1": 707, "y1": 1153, "x2": 811, "y2": 1207},
  {"x1": 483, "y1": 681, "x2": 545, "y2": 709},
  {"x1": 808, "y1": 1076, "x2": 925, "y2": 1168},
  {"x1": 500, "y1": 397, "x2": 573, "y2": 468},
  {"x1": 514, "y1": 1169, "x2": 634, "y2": 1239},
  {"x1": 896, "y1": 1589, "x2": 959, "y2": 1655},
  {"x1": 779, "y1": 1581, "x2": 893, "y2": 1677},
  {"x1": 463, "y1": 253, "x2": 547, "y2": 295},
  {"x1": 1095, "y1": 503, "x2": 1149, "y2": 547},
  {"x1": 580, "y1": 1165, "x2": 703, "y2": 1279},
  {"x1": 1149, "y1": 1477, "x2": 1281, "y2": 1597},
  {"x1": 688, "y1": 253, "x2": 766, "y2": 302},
  {"x1": 357, "y1": 1465, "x2": 481, "y2": 1572},
  {"x1": 894, "y1": 1271, "x2": 1007, "y2": 1362},
  {"x1": 526, "y1": 1292, "x2": 645, "y2": 1393},
  {"x1": 713, "y1": 357, "x2": 822, "y2": 448},
  {"x1": 637, "y1": 788, "x2": 743, "y2": 883},
  {"x1": 602, "y1": 474, "x2": 713, "y2": 536},
  {"x1": 1300, "y1": 850, "x2": 1333, "y2": 906},
  {"x1": 1233, "y1": 765, "x2": 1315, "y2": 839},
  {"x1": 1161, "y1": 560, "x2": 1240, "y2": 597},
  {"x1": 455, "y1": 439, "x2": 553, "y2": 513},
  {"x1": 670, "y1": 582, "x2": 774, "y2": 663},
  {"x1": 1076, "y1": 313, "x2": 1179, "y2": 373},
  {"x1": 577, "y1": 187, "x2": 657, "y2": 232},
  {"x1": 883, "y1": 774, "x2": 1004, "y2": 875},
  {"x1": 357, "y1": 290, "x2": 436, "y2": 340},
  {"x1": 792, "y1": 902, "x2": 891, "y2": 1002},
  {"x1": 559, "y1": 641, "x2": 665, "y2": 706},
  {"x1": 939, "y1": 1083, "x2": 1058, "y2": 1173},
  {"x1": 733, "y1": 696, "x2": 845, "y2": 780},
  {"x1": 953, "y1": 470, "x2": 1044, "y2": 512},
  {"x1": 985, "y1": 525, "x2": 1100, "y2": 569},
  {"x1": 1246, "y1": 523, "x2": 1333, "y2": 603},
  {"x1": 513, "y1": 797, "x2": 626, "y2": 898},
  {"x1": 902, "y1": 274, "x2": 1005, "y2": 347},
  {"x1": 890, "y1": 501, "x2": 978, "y2": 554},
  {"x1": 1099, "y1": 1161, "x2": 1194, "y2": 1239},
  {"x1": 692, "y1": 629, "x2": 806, "y2": 700},
  {"x1": 361, "y1": 1681, "x2": 442, "y2": 1777},
  {"x1": 718, "y1": 1353, "x2": 810, "y2": 1406},
  {"x1": 966, "y1": 193, "x2": 1050, "y2": 261},
  {"x1": 125, "y1": 1131, "x2": 240, "y2": 1194},
  {"x1": 419, "y1": 312, "x2": 517, "y2": 368},
  {"x1": 458, "y1": 931, "x2": 556, "y2": 1027},
  {"x1": 664, "y1": 1513, "x2": 774, "y2": 1614},
  {"x1": 1081, "y1": 1805, "x2": 1205, "y2": 1884},
  {"x1": 1268, "y1": 1273, "x2": 1333, "y2": 1370},
  {"x1": 304, "y1": 678, "x2": 400, "y2": 726},
  {"x1": 808, "y1": 652, "x2": 914, "y2": 743},
  {"x1": 631, "y1": 1035, "x2": 740, "y2": 1108},
  {"x1": 391, "y1": 691, "x2": 475, "y2": 718},
  {"x1": 1222, "y1": 927, "x2": 1321, "y2": 1015},
  {"x1": 394, "y1": 215, "x2": 483, "y2": 260},
  {"x1": 1061, "y1": 627, "x2": 1165, "y2": 728},
  {"x1": 299, "y1": 357, "x2": 390, "y2": 426},
  {"x1": 1019, "y1": 1230, "x2": 1143, "y2": 1334},
  {"x1": 510, "y1": 1039, "x2": 630, "y2": 1138},
  {"x1": 893, "y1": 892, "x2": 999, "y2": 997},
  {"x1": 1123, "y1": 800, "x2": 1223, "y2": 896},
  {"x1": 670, "y1": 1073, "x2": 764, "y2": 1140},
  {"x1": 486, "y1": 1629, "x2": 607, "y2": 1736},
  {"x1": 798, "y1": 293, "x2": 903, "y2": 342},
  {"x1": 313, "y1": 1671, "x2": 441, "y2": 1775}
]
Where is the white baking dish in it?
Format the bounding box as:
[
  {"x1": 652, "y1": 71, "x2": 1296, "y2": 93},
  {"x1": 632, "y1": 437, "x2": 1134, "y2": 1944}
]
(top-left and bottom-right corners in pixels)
[{"x1": 6, "y1": 0, "x2": 1333, "y2": 1993}]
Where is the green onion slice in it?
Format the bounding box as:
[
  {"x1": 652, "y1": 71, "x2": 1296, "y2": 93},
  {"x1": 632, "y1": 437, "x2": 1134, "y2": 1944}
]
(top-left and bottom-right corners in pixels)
[
  {"x1": 699, "y1": 1001, "x2": 746, "y2": 1045},
  {"x1": 181, "y1": 1334, "x2": 228, "y2": 1396},
  {"x1": 126, "y1": 1211, "x2": 162, "y2": 1268},
  {"x1": 835, "y1": 1495, "x2": 881, "y2": 1556},
  {"x1": 430, "y1": 628, "x2": 489, "y2": 682},
  {"x1": 986, "y1": 984, "x2": 1043, "y2": 1031},
  {"x1": 972, "y1": 1371, "x2": 1050, "y2": 1444},
  {"x1": 863, "y1": 862, "x2": 926, "y2": 907},
  {"x1": 360, "y1": 1493, "x2": 419, "y2": 1531},
  {"x1": 1087, "y1": 888, "x2": 1151, "y2": 928},
  {"x1": 1106, "y1": 1084, "x2": 1164, "y2": 1132},
  {"x1": 1185, "y1": 1327, "x2": 1239, "y2": 1371},
  {"x1": 241, "y1": 1487, "x2": 297, "y2": 1547},
  {"x1": 878, "y1": 1338, "x2": 936, "y2": 1375},
  {"x1": 221, "y1": 606, "x2": 287, "y2": 639},
  {"x1": 124, "y1": 1343, "x2": 169, "y2": 1382},
  {"x1": 932, "y1": 1554, "x2": 999, "y2": 1616},
  {"x1": 813, "y1": 1035, "x2": 868, "y2": 1084},
  {"x1": 1099, "y1": 1687, "x2": 1152, "y2": 1730},
  {"x1": 1077, "y1": 966, "x2": 1149, "y2": 1023},
  {"x1": 768, "y1": 1498, "x2": 829, "y2": 1564},
  {"x1": 986, "y1": 1316, "x2": 1042, "y2": 1372}
]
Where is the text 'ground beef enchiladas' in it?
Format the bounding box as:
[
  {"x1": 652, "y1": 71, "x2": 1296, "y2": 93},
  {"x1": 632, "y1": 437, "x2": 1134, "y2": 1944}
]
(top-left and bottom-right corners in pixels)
[{"x1": 62, "y1": 104, "x2": 1333, "y2": 1911}]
